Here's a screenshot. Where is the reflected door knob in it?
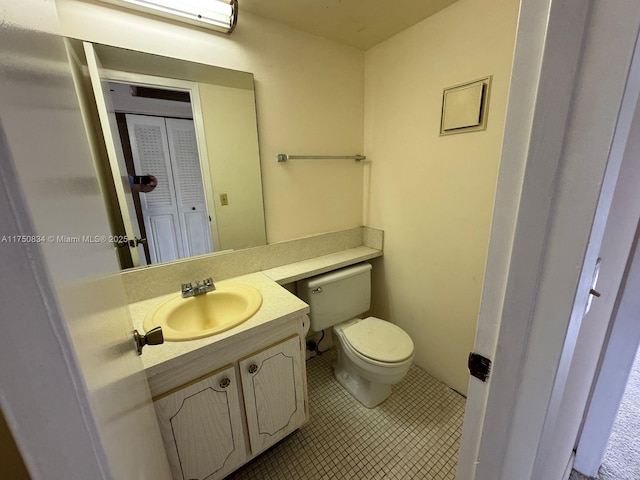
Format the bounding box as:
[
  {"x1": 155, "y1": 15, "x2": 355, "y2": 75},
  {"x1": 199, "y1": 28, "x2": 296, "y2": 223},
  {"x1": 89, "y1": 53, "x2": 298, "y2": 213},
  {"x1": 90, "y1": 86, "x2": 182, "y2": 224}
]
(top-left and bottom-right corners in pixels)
[
  {"x1": 128, "y1": 237, "x2": 147, "y2": 247},
  {"x1": 133, "y1": 326, "x2": 164, "y2": 355}
]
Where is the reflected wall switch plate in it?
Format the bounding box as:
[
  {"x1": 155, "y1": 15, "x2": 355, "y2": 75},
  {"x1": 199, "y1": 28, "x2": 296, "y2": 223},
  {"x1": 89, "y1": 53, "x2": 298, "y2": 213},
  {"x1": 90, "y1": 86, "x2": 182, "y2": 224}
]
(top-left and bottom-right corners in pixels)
[{"x1": 220, "y1": 193, "x2": 229, "y2": 206}]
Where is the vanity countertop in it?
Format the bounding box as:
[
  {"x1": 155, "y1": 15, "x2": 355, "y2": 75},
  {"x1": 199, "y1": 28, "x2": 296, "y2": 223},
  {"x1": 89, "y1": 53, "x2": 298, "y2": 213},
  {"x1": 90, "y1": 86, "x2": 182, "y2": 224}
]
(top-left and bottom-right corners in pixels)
[
  {"x1": 130, "y1": 245, "x2": 383, "y2": 380},
  {"x1": 263, "y1": 245, "x2": 382, "y2": 284},
  {"x1": 129, "y1": 271, "x2": 309, "y2": 378}
]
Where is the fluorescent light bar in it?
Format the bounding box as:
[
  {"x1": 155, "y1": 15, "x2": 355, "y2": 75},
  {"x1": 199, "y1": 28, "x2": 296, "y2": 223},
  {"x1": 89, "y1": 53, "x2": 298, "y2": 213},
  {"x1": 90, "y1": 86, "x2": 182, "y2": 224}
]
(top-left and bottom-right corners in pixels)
[{"x1": 98, "y1": 0, "x2": 238, "y2": 33}]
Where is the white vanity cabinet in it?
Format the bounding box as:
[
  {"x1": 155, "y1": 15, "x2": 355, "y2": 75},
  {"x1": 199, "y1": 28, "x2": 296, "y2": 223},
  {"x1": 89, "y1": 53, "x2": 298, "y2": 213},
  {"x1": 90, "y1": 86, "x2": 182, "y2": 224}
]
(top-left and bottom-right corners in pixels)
[
  {"x1": 148, "y1": 316, "x2": 309, "y2": 480},
  {"x1": 239, "y1": 335, "x2": 307, "y2": 455},
  {"x1": 153, "y1": 365, "x2": 246, "y2": 480}
]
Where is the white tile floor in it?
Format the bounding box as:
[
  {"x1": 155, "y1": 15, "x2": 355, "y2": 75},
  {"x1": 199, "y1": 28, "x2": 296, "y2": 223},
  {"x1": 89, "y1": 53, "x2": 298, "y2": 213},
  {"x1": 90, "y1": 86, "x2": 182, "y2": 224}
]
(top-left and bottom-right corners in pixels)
[{"x1": 227, "y1": 349, "x2": 466, "y2": 479}]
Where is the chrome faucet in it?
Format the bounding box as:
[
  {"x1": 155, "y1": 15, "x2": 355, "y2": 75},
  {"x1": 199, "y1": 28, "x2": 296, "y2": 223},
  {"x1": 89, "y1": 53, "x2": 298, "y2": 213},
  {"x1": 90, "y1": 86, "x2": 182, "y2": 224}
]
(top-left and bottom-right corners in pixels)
[{"x1": 181, "y1": 277, "x2": 216, "y2": 298}]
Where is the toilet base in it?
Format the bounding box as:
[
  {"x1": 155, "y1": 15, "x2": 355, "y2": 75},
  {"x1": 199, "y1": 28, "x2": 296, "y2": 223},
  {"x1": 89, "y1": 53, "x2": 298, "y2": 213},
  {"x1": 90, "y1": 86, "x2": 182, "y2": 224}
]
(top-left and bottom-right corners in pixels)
[{"x1": 333, "y1": 357, "x2": 392, "y2": 409}]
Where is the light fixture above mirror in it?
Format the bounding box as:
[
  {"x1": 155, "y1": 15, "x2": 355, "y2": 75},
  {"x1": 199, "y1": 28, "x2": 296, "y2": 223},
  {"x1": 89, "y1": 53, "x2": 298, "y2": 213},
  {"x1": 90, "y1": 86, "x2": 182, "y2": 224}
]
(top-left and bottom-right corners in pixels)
[{"x1": 97, "y1": 0, "x2": 238, "y2": 33}]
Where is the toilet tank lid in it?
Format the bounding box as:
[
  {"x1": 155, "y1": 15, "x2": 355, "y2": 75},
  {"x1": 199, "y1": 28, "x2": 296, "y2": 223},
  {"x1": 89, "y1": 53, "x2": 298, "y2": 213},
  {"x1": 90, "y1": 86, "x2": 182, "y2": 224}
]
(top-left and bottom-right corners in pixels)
[
  {"x1": 302, "y1": 263, "x2": 372, "y2": 290},
  {"x1": 342, "y1": 317, "x2": 414, "y2": 363}
]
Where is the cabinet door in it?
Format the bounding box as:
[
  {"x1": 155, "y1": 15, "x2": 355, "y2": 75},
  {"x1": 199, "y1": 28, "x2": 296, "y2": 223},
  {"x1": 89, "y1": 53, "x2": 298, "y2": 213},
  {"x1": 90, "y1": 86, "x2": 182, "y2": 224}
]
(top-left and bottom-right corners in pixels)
[
  {"x1": 239, "y1": 336, "x2": 307, "y2": 454},
  {"x1": 154, "y1": 365, "x2": 246, "y2": 480}
]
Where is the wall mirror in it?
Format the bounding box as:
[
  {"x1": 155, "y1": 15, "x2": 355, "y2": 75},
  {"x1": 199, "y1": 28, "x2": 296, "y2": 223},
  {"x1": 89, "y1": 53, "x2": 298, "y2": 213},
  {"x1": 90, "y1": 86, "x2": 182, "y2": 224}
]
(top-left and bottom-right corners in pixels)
[{"x1": 66, "y1": 39, "x2": 267, "y2": 270}]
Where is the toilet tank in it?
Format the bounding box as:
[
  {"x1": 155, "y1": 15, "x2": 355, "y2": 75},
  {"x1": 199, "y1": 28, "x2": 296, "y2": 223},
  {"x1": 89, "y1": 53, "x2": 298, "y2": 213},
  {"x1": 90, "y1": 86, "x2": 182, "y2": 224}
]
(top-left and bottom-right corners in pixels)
[{"x1": 296, "y1": 263, "x2": 372, "y2": 332}]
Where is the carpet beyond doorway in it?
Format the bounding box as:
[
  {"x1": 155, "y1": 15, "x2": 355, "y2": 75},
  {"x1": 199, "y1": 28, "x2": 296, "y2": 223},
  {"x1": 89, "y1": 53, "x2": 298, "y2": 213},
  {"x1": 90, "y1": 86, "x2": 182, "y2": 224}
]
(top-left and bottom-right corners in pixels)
[{"x1": 570, "y1": 347, "x2": 640, "y2": 480}]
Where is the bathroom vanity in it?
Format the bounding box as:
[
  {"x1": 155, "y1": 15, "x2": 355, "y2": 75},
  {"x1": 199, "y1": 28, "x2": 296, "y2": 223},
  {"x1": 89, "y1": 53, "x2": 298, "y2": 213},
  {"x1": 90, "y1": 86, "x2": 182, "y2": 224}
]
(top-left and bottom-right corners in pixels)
[
  {"x1": 128, "y1": 239, "x2": 383, "y2": 480},
  {"x1": 130, "y1": 273, "x2": 310, "y2": 480}
]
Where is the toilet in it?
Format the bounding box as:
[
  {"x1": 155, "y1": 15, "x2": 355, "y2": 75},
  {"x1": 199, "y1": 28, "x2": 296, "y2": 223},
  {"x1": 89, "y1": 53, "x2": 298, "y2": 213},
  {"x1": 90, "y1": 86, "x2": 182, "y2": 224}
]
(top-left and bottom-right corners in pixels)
[{"x1": 297, "y1": 263, "x2": 414, "y2": 408}]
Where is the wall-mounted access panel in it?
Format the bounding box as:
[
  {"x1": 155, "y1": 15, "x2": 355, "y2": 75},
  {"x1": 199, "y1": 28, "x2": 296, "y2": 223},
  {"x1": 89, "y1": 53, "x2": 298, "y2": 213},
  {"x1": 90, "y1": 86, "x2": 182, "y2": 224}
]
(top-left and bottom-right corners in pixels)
[{"x1": 440, "y1": 76, "x2": 492, "y2": 135}]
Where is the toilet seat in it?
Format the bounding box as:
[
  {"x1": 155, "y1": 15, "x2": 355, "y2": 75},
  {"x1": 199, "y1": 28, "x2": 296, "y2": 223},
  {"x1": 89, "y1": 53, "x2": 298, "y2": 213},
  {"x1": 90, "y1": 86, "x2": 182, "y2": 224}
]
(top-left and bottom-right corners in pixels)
[{"x1": 341, "y1": 317, "x2": 414, "y2": 363}]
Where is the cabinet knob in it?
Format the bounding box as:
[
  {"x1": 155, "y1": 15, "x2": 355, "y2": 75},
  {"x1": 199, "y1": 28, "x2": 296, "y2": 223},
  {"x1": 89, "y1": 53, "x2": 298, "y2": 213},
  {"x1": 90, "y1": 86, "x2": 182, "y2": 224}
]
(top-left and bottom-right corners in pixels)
[
  {"x1": 248, "y1": 364, "x2": 258, "y2": 374},
  {"x1": 219, "y1": 377, "x2": 231, "y2": 389}
]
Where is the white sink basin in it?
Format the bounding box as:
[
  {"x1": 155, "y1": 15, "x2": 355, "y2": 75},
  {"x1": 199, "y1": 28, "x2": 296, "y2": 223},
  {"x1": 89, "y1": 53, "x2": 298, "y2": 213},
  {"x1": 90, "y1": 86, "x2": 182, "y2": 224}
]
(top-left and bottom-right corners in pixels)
[{"x1": 143, "y1": 283, "x2": 262, "y2": 341}]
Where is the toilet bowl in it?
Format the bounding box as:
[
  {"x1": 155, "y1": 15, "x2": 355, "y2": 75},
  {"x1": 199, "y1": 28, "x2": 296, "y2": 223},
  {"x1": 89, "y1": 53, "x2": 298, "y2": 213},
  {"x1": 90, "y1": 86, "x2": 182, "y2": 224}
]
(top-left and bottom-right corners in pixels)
[
  {"x1": 333, "y1": 317, "x2": 414, "y2": 408},
  {"x1": 296, "y1": 263, "x2": 415, "y2": 408}
]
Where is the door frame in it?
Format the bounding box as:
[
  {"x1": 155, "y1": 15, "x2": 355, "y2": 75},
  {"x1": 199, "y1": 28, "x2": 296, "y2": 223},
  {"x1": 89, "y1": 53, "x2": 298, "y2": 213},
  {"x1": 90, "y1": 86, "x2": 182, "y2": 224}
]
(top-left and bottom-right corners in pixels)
[
  {"x1": 457, "y1": 1, "x2": 640, "y2": 479},
  {"x1": 125, "y1": 113, "x2": 215, "y2": 262},
  {"x1": 99, "y1": 67, "x2": 222, "y2": 253},
  {"x1": 84, "y1": 42, "x2": 144, "y2": 266}
]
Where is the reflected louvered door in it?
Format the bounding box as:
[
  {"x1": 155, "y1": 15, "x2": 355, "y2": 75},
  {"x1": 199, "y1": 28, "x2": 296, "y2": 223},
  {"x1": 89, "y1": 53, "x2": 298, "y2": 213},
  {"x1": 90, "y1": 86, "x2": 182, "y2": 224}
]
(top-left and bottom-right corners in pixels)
[
  {"x1": 126, "y1": 114, "x2": 183, "y2": 263},
  {"x1": 165, "y1": 118, "x2": 213, "y2": 257}
]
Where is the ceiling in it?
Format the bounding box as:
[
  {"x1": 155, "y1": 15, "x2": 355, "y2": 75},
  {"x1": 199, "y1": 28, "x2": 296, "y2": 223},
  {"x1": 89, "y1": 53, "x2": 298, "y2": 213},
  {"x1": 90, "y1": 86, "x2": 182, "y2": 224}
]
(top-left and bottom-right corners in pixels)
[{"x1": 239, "y1": 0, "x2": 459, "y2": 50}]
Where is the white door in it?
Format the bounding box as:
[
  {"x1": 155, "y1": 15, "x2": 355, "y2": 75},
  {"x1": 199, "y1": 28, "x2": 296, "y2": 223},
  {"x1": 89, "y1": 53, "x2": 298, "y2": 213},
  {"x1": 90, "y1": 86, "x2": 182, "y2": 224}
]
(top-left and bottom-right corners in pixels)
[
  {"x1": 456, "y1": 2, "x2": 640, "y2": 480},
  {"x1": 574, "y1": 224, "x2": 640, "y2": 475},
  {"x1": 127, "y1": 114, "x2": 212, "y2": 263},
  {"x1": 127, "y1": 114, "x2": 184, "y2": 263},
  {"x1": 165, "y1": 117, "x2": 213, "y2": 257},
  {"x1": 84, "y1": 42, "x2": 145, "y2": 266},
  {"x1": 0, "y1": 13, "x2": 171, "y2": 480}
]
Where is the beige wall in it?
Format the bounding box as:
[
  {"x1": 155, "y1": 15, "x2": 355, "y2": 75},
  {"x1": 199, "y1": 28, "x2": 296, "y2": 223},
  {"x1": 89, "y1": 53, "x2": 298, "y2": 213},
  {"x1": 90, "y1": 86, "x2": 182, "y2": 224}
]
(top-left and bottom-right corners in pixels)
[
  {"x1": 364, "y1": 0, "x2": 520, "y2": 394},
  {"x1": 56, "y1": 0, "x2": 365, "y2": 244},
  {"x1": 199, "y1": 83, "x2": 267, "y2": 250},
  {"x1": 56, "y1": 0, "x2": 520, "y2": 394}
]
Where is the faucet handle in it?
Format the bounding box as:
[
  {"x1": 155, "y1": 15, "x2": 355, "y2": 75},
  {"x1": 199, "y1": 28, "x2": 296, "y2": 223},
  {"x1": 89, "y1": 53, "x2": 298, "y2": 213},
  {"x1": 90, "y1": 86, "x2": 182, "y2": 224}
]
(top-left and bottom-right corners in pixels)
[
  {"x1": 180, "y1": 283, "x2": 193, "y2": 298},
  {"x1": 181, "y1": 278, "x2": 214, "y2": 297},
  {"x1": 203, "y1": 277, "x2": 216, "y2": 292}
]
